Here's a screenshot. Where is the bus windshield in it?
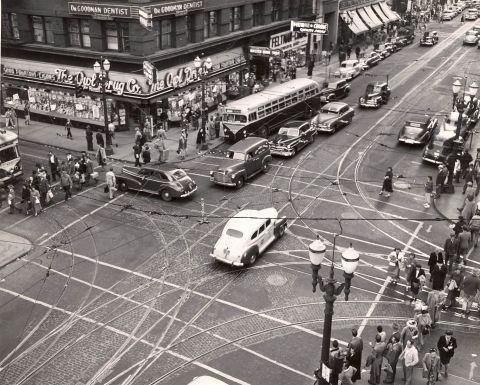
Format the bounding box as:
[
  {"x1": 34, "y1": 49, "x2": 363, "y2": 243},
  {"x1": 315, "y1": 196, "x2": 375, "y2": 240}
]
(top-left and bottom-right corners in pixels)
[
  {"x1": 0, "y1": 145, "x2": 19, "y2": 163},
  {"x1": 223, "y1": 114, "x2": 247, "y2": 123}
]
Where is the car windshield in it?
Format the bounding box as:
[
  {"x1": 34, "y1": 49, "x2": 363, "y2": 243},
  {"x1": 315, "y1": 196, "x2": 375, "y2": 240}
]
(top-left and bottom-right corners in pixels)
[
  {"x1": 226, "y1": 228, "x2": 243, "y2": 238},
  {"x1": 403, "y1": 126, "x2": 423, "y2": 135},
  {"x1": 327, "y1": 82, "x2": 339, "y2": 89},
  {"x1": 223, "y1": 114, "x2": 247, "y2": 123},
  {"x1": 278, "y1": 127, "x2": 300, "y2": 137},
  {"x1": 226, "y1": 151, "x2": 245, "y2": 160},
  {"x1": 320, "y1": 108, "x2": 338, "y2": 115},
  {"x1": 171, "y1": 169, "x2": 187, "y2": 180}
]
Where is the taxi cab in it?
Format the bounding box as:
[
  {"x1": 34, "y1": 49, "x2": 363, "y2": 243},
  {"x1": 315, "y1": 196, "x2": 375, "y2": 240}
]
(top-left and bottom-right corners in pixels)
[{"x1": 211, "y1": 208, "x2": 287, "y2": 266}]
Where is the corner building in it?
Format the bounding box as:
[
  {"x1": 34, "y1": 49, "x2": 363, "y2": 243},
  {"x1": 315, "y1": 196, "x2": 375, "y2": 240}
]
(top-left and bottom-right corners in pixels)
[{"x1": 1, "y1": 0, "x2": 335, "y2": 131}]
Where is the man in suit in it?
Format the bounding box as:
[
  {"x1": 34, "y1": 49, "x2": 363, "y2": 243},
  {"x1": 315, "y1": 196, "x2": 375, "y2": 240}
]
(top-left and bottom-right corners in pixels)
[
  {"x1": 347, "y1": 328, "x2": 363, "y2": 382},
  {"x1": 437, "y1": 330, "x2": 457, "y2": 378},
  {"x1": 443, "y1": 232, "x2": 459, "y2": 272}
]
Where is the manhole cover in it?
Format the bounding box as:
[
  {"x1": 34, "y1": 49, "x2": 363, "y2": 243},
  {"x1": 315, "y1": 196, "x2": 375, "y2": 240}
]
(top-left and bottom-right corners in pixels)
[
  {"x1": 394, "y1": 181, "x2": 410, "y2": 190},
  {"x1": 266, "y1": 274, "x2": 288, "y2": 286}
]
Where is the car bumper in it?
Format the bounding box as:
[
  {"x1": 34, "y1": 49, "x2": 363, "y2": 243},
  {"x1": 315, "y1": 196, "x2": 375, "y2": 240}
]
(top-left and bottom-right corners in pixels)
[
  {"x1": 422, "y1": 156, "x2": 443, "y2": 164},
  {"x1": 398, "y1": 138, "x2": 422, "y2": 144},
  {"x1": 270, "y1": 147, "x2": 296, "y2": 156},
  {"x1": 420, "y1": 41, "x2": 434, "y2": 46},
  {"x1": 463, "y1": 40, "x2": 478, "y2": 45},
  {"x1": 359, "y1": 101, "x2": 381, "y2": 108},
  {"x1": 315, "y1": 126, "x2": 334, "y2": 133},
  {"x1": 179, "y1": 186, "x2": 197, "y2": 198},
  {"x1": 210, "y1": 253, "x2": 244, "y2": 266},
  {"x1": 210, "y1": 176, "x2": 236, "y2": 187}
]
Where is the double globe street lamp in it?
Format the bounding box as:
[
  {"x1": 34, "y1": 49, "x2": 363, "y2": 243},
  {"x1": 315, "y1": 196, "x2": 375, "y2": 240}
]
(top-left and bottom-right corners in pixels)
[
  {"x1": 309, "y1": 235, "x2": 359, "y2": 385},
  {"x1": 93, "y1": 58, "x2": 114, "y2": 155},
  {"x1": 193, "y1": 56, "x2": 213, "y2": 143},
  {"x1": 452, "y1": 78, "x2": 479, "y2": 140}
]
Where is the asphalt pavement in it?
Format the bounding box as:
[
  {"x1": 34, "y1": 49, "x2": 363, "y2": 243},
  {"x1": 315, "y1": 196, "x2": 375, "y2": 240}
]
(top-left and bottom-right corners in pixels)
[{"x1": 0, "y1": 17, "x2": 479, "y2": 385}]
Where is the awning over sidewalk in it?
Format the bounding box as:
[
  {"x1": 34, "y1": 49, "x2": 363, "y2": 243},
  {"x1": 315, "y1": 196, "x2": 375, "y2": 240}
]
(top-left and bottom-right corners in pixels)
[
  {"x1": 372, "y1": 3, "x2": 390, "y2": 23},
  {"x1": 341, "y1": 11, "x2": 369, "y2": 34},
  {"x1": 364, "y1": 5, "x2": 385, "y2": 27},
  {"x1": 378, "y1": 1, "x2": 400, "y2": 21},
  {"x1": 357, "y1": 7, "x2": 382, "y2": 29}
]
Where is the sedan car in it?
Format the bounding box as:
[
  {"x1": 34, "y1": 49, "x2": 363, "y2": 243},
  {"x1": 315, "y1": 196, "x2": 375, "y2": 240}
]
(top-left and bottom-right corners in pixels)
[
  {"x1": 358, "y1": 52, "x2": 382, "y2": 70},
  {"x1": 310, "y1": 102, "x2": 354, "y2": 134},
  {"x1": 334, "y1": 59, "x2": 363, "y2": 80},
  {"x1": 442, "y1": 11, "x2": 456, "y2": 20},
  {"x1": 319, "y1": 79, "x2": 351, "y2": 103},
  {"x1": 375, "y1": 45, "x2": 391, "y2": 59},
  {"x1": 398, "y1": 115, "x2": 438, "y2": 145},
  {"x1": 465, "y1": 8, "x2": 478, "y2": 20},
  {"x1": 117, "y1": 166, "x2": 197, "y2": 201},
  {"x1": 269, "y1": 120, "x2": 316, "y2": 157},
  {"x1": 359, "y1": 82, "x2": 391, "y2": 108},
  {"x1": 211, "y1": 207, "x2": 287, "y2": 266},
  {"x1": 464, "y1": 30, "x2": 479, "y2": 45},
  {"x1": 420, "y1": 31, "x2": 439, "y2": 46}
]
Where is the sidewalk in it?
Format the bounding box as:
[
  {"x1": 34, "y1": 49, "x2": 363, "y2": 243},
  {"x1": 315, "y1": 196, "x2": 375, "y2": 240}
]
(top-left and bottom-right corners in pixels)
[{"x1": 0, "y1": 230, "x2": 32, "y2": 268}]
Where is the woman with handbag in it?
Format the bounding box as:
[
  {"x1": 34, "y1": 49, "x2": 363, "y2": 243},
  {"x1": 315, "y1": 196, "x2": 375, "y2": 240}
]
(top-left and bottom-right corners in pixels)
[{"x1": 415, "y1": 306, "x2": 432, "y2": 351}]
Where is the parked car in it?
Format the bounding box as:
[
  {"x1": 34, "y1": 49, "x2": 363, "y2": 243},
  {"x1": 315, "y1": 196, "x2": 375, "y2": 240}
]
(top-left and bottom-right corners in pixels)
[
  {"x1": 360, "y1": 52, "x2": 382, "y2": 69},
  {"x1": 420, "y1": 31, "x2": 439, "y2": 46},
  {"x1": 472, "y1": 24, "x2": 480, "y2": 34},
  {"x1": 398, "y1": 115, "x2": 438, "y2": 145},
  {"x1": 116, "y1": 166, "x2": 197, "y2": 201},
  {"x1": 310, "y1": 102, "x2": 354, "y2": 134},
  {"x1": 464, "y1": 30, "x2": 479, "y2": 45},
  {"x1": 268, "y1": 120, "x2": 316, "y2": 157},
  {"x1": 390, "y1": 37, "x2": 404, "y2": 50},
  {"x1": 384, "y1": 42, "x2": 396, "y2": 53},
  {"x1": 465, "y1": 8, "x2": 479, "y2": 19},
  {"x1": 319, "y1": 80, "x2": 351, "y2": 104},
  {"x1": 210, "y1": 137, "x2": 271, "y2": 189},
  {"x1": 334, "y1": 59, "x2": 363, "y2": 80},
  {"x1": 359, "y1": 82, "x2": 391, "y2": 108},
  {"x1": 422, "y1": 132, "x2": 463, "y2": 165},
  {"x1": 211, "y1": 207, "x2": 287, "y2": 266},
  {"x1": 442, "y1": 11, "x2": 456, "y2": 20},
  {"x1": 375, "y1": 45, "x2": 391, "y2": 59}
]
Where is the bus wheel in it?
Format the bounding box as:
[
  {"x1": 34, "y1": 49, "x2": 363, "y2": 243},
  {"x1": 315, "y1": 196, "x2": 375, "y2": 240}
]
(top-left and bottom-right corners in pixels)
[{"x1": 259, "y1": 127, "x2": 268, "y2": 138}]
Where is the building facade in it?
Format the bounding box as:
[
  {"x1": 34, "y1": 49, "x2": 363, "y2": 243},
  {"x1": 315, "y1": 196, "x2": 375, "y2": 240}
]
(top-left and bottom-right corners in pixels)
[{"x1": 1, "y1": 0, "x2": 339, "y2": 131}]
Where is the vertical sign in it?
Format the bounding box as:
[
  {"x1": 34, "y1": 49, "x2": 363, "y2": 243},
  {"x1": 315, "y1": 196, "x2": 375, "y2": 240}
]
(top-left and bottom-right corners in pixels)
[{"x1": 139, "y1": 8, "x2": 153, "y2": 30}]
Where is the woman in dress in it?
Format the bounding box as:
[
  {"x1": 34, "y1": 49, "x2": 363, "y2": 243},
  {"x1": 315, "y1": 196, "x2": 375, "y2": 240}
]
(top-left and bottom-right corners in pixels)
[
  {"x1": 379, "y1": 167, "x2": 394, "y2": 197},
  {"x1": 387, "y1": 248, "x2": 402, "y2": 285}
]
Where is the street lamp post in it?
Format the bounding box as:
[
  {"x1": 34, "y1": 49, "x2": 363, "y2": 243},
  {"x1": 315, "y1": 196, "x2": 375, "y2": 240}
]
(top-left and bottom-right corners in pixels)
[
  {"x1": 93, "y1": 57, "x2": 114, "y2": 155},
  {"x1": 309, "y1": 235, "x2": 359, "y2": 385},
  {"x1": 193, "y1": 55, "x2": 212, "y2": 146}
]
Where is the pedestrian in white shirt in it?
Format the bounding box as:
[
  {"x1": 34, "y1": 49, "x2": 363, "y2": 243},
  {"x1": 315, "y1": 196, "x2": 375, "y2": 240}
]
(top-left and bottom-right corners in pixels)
[
  {"x1": 399, "y1": 340, "x2": 419, "y2": 385},
  {"x1": 105, "y1": 167, "x2": 116, "y2": 200}
]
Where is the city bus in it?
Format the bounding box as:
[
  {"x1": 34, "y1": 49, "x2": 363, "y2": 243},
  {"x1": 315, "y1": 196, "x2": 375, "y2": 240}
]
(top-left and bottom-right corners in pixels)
[
  {"x1": 221, "y1": 78, "x2": 322, "y2": 142},
  {"x1": 0, "y1": 130, "x2": 22, "y2": 185}
]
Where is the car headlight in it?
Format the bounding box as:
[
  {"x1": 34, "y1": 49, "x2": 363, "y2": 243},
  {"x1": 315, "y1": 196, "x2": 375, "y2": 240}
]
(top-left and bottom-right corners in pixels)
[{"x1": 210, "y1": 171, "x2": 214, "y2": 176}]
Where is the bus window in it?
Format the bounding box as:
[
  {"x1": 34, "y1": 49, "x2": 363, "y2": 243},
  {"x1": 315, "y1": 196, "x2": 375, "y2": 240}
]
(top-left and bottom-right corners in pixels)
[
  {"x1": 0, "y1": 146, "x2": 18, "y2": 162},
  {"x1": 272, "y1": 104, "x2": 279, "y2": 112},
  {"x1": 266, "y1": 108, "x2": 272, "y2": 115},
  {"x1": 248, "y1": 112, "x2": 257, "y2": 121},
  {"x1": 258, "y1": 111, "x2": 265, "y2": 118}
]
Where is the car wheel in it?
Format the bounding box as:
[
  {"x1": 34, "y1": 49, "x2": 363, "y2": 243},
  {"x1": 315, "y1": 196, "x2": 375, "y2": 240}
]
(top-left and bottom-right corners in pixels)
[
  {"x1": 309, "y1": 134, "x2": 315, "y2": 144},
  {"x1": 118, "y1": 181, "x2": 128, "y2": 192},
  {"x1": 259, "y1": 126, "x2": 268, "y2": 138},
  {"x1": 235, "y1": 176, "x2": 245, "y2": 189},
  {"x1": 277, "y1": 224, "x2": 286, "y2": 238},
  {"x1": 160, "y1": 189, "x2": 173, "y2": 201},
  {"x1": 345, "y1": 88, "x2": 350, "y2": 96},
  {"x1": 290, "y1": 147, "x2": 297, "y2": 157},
  {"x1": 330, "y1": 125, "x2": 337, "y2": 134},
  {"x1": 249, "y1": 250, "x2": 258, "y2": 265},
  {"x1": 262, "y1": 160, "x2": 271, "y2": 173}
]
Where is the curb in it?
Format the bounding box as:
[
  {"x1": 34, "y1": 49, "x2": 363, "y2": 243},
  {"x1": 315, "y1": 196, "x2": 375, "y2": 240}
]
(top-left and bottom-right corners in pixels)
[
  {"x1": 0, "y1": 233, "x2": 33, "y2": 269},
  {"x1": 432, "y1": 197, "x2": 455, "y2": 224}
]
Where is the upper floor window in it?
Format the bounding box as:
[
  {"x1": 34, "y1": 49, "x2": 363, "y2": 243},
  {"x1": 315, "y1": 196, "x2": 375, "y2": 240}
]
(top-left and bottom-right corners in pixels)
[
  {"x1": 230, "y1": 7, "x2": 242, "y2": 32},
  {"x1": 2, "y1": 13, "x2": 20, "y2": 39},
  {"x1": 32, "y1": 16, "x2": 54, "y2": 44},
  {"x1": 158, "y1": 18, "x2": 174, "y2": 49},
  {"x1": 252, "y1": 3, "x2": 265, "y2": 27},
  {"x1": 204, "y1": 11, "x2": 218, "y2": 39},
  {"x1": 67, "y1": 19, "x2": 91, "y2": 48},
  {"x1": 272, "y1": 0, "x2": 281, "y2": 21},
  {"x1": 105, "y1": 22, "x2": 129, "y2": 52}
]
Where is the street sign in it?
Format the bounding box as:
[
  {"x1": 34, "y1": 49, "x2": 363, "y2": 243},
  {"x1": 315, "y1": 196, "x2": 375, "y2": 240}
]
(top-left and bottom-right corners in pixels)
[
  {"x1": 290, "y1": 21, "x2": 328, "y2": 35},
  {"x1": 143, "y1": 60, "x2": 157, "y2": 84},
  {"x1": 139, "y1": 8, "x2": 153, "y2": 30}
]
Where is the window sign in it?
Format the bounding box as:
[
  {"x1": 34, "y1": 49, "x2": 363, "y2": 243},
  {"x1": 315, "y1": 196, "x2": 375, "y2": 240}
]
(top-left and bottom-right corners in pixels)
[
  {"x1": 150, "y1": 0, "x2": 204, "y2": 17},
  {"x1": 269, "y1": 30, "x2": 308, "y2": 51},
  {"x1": 68, "y1": 2, "x2": 132, "y2": 17}
]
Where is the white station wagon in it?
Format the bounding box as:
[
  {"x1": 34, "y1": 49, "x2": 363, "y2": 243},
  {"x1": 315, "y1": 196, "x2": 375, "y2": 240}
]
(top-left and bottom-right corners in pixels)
[
  {"x1": 334, "y1": 59, "x2": 362, "y2": 80},
  {"x1": 211, "y1": 208, "x2": 287, "y2": 266}
]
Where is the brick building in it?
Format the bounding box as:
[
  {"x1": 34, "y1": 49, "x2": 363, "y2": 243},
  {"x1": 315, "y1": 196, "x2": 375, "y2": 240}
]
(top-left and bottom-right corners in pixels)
[{"x1": 1, "y1": 0, "x2": 340, "y2": 131}]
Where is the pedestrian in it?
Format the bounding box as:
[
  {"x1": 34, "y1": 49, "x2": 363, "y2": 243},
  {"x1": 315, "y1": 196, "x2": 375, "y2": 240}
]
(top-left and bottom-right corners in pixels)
[
  {"x1": 7, "y1": 185, "x2": 18, "y2": 214},
  {"x1": 365, "y1": 334, "x2": 385, "y2": 385},
  {"x1": 134, "y1": 127, "x2": 142, "y2": 144},
  {"x1": 327, "y1": 49, "x2": 332, "y2": 65},
  {"x1": 387, "y1": 247, "x2": 401, "y2": 285},
  {"x1": 65, "y1": 119, "x2": 73, "y2": 139},
  {"x1": 47, "y1": 151, "x2": 60, "y2": 182},
  {"x1": 96, "y1": 145, "x2": 106, "y2": 169},
  {"x1": 457, "y1": 227, "x2": 470, "y2": 264},
  {"x1": 379, "y1": 167, "x2": 393, "y2": 197},
  {"x1": 347, "y1": 328, "x2": 363, "y2": 382},
  {"x1": 30, "y1": 187, "x2": 42, "y2": 216},
  {"x1": 454, "y1": 158, "x2": 462, "y2": 183},
  {"x1": 383, "y1": 335, "x2": 402, "y2": 383},
  {"x1": 86, "y1": 125, "x2": 94, "y2": 151},
  {"x1": 307, "y1": 59, "x2": 315, "y2": 77},
  {"x1": 469, "y1": 211, "x2": 480, "y2": 248},
  {"x1": 443, "y1": 232, "x2": 459, "y2": 272},
  {"x1": 105, "y1": 167, "x2": 116, "y2": 200},
  {"x1": 424, "y1": 176, "x2": 433, "y2": 208},
  {"x1": 435, "y1": 164, "x2": 447, "y2": 197},
  {"x1": 376, "y1": 325, "x2": 387, "y2": 343},
  {"x1": 39, "y1": 174, "x2": 50, "y2": 207},
  {"x1": 207, "y1": 116, "x2": 215, "y2": 140},
  {"x1": 96, "y1": 131, "x2": 105, "y2": 148},
  {"x1": 24, "y1": 103, "x2": 30, "y2": 125},
  {"x1": 461, "y1": 269, "x2": 480, "y2": 317},
  {"x1": 422, "y1": 348, "x2": 441, "y2": 383},
  {"x1": 196, "y1": 127, "x2": 206, "y2": 154},
  {"x1": 355, "y1": 46, "x2": 361, "y2": 60},
  {"x1": 133, "y1": 143, "x2": 141, "y2": 167},
  {"x1": 414, "y1": 306, "x2": 432, "y2": 351},
  {"x1": 400, "y1": 319, "x2": 418, "y2": 348},
  {"x1": 21, "y1": 180, "x2": 31, "y2": 216},
  {"x1": 214, "y1": 113, "x2": 221, "y2": 138},
  {"x1": 427, "y1": 251, "x2": 438, "y2": 278},
  {"x1": 60, "y1": 170, "x2": 73, "y2": 201},
  {"x1": 463, "y1": 164, "x2": 475, "y2": 193},
  {"x1": 461, "y1": 12, "x2": 465, "y2": 23},
  {"x1": 177, "y1": 129, "x2": 188, "y2": 160},
  {"x1": 453, "y1": 215, "x2": 467, "y2": 236},
  {"x1": 142, "y1": 145, "x2": 151, "y2": 165},
  {"x1": 399, "y1": 340, "x2": 418, "y2": 385},
  {"x1": 346, "y1": 44, "x2": 352, "y2": 59},
  {"x1": 85, "y1": 157, "x2": 96, "y2": 185},
  {"x1": 328, "y1": 340, "x2": 345, "y2": 385},
  {"x1": 339, "y1": 361, "x2": 357, "y2": 385},
  {"x1": 460, "y1": 150, "x2": 473, "y2": 178},
  {"x1": 445, "y1": 271, "x2": 460, "y2": 309},
  {"x1": 437, "y1": 330, "x2": 457, "y2": 378}
]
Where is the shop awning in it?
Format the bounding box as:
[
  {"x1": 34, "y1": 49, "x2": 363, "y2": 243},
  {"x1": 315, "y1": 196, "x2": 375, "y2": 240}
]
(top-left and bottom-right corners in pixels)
[
  {"x1": 357, "y1": 7, "x2": 382, "y2": 29},
  {"x1": 378, "y1": 1, "x2": 400, "y2": 21},
  {"x1": 364, "y1": 5, "x2": 385, "y2": 27},
  {"x1": 341, "y1": 11, "x2": 369, "y2": 34},
  {"x1": 372, "y1": 3, "x2": 390, "y2": 23}
]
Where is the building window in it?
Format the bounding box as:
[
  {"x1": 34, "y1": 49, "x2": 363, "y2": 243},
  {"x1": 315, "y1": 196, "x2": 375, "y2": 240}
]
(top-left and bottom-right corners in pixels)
[
  {"x1": 158, "y1": 18, "x2": 173, "y2": 49},
  {"x1": 67, "y1": 19, "x2": 91, "y2": 48},
  {"x1": 105, "y1": 22, "x2": 129, "y2": 52},
  {"x1": 2, "y1": 13, "x2": 20, "y2": 39},
  {"x1": 31, "y1": 16, "x2": 54, "y2": 44},
  {"x1": 298, "y1": 0, "x2": 312, "y2": 16},
  {"x1": 204, "y1": 11, "x2": 218, "y2": 38},
  {"x1": 186, "y1": 14, "x2": 195, "y2": 43},
  {"x1": 272, "y1": 0, "x2": 281, "y2": 21},
  {"x1": 252, "y1": 3, "x2": 265, "y2": 26},
  {"x1": 230, "y1": 7, "x2": 242, "y2": 31}
]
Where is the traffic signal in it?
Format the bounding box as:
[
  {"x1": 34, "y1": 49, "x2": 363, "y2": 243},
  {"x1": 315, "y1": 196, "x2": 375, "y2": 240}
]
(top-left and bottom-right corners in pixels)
[{"x1": 75, "y1": 84, "x2": 83, "y2": 98}]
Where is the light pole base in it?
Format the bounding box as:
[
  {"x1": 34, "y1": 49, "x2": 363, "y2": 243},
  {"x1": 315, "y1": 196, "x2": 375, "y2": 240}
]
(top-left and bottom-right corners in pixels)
[{"x1": 105, "y1": 145, "x2": 114, "y2": 156}]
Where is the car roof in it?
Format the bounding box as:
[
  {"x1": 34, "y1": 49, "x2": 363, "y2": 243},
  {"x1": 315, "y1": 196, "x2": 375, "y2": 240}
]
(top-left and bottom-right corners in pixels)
[
  {"x1": 282, "y1": 120, "x2": 308, "y2": 128},
  {"x1": 327, "y1": 79, "x2": 345, "y2": 86},
  {"x1": 406, "y1": 115, "x2": 430, "y2": 125},
  {"x1": 226, "y1": 208, "x2": 278, "y2": 234},
  {"x1": 228, "y1": 137, "x2": 268, "y2": 152},
  {"x1": 322, "y1": 102, "x2": 348, "y2": 112}
]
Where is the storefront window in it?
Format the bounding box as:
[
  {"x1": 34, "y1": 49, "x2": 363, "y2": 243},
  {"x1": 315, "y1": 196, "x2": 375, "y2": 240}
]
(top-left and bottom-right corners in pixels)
[
  {"x1": 105, "y1": 22, "x2": 129, "y2": 52},
  {"x1": 230, "y1": 7, "x2": 242, "y2": 32},
  {"x1": 204, "y1": 11, "x2": 218, "y2": 38},
  {"x1": 2, "y1": 13, "x2": 20, "y2": 39},
  {"x1": 32, "y1": 16, "x2": 54, "y2": 44},
  {"x1": 159, "y1": 18, "x2": 173, "y2": 49},
  {"x1": 67, "y1": 19, "x2": 91, "y2": 48},
  {"x1": 252, "y1": 3, "x2": 265, "y2": 26},
  {"x1": 272, "y1": 0, "x2": 281, "y2": 21}
]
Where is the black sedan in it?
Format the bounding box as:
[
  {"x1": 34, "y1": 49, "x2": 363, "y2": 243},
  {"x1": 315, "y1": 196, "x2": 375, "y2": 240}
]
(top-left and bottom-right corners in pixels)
[
  {"x1": 268, "y1": 120, "x2": 316, "y2": 157},
  {"x1": 116, "y1": 166, "x2": 197, "y2": 201},
  {"x1": 398, "y1": 115, "x2": 438, "y2": 145}
]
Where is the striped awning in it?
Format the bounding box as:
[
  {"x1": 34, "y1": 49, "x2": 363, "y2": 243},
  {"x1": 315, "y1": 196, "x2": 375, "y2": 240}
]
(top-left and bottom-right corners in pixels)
[
  {"x1": 379, "y1": 1, "x2": 400, "y2": 21},
  {"x1": 341, "y1": 11, "x2": 369, "y2": 34},
  {"x1": 364, "y1": 5, "x2": 384, "y2": 27},
  {"x1": 372, "y1": 3, "x2": 390, "y2": 23},
  {"x1": 357, "y1": 7, "x2": 382, "y2": 29}
]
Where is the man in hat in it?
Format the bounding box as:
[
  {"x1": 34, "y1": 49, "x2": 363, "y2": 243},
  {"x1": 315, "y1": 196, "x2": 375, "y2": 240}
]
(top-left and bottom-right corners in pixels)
[
  {"x1": 437, "y1": 330, "x2": 457, "y2": 377},
  {"x1": 399, "y1": 339, "x2": 418, "y2": 385},
  {"x1": 400, "y1": 319, "x2": 418, "y2": 348},
  {"x1": 443, "y1": 232, "x2": 459, "y2": 272},
  {"x1": 422, "y1": 348, "x2": 441, "y2": 383},
  {"x1": 347, "y1": 328, "x2": 363, "y2": 382},
  {"x1": 47, "y1": 151, "x2": 60, "y2": 182},
  {"x1": 435, "y1": 164, "x2": 448, "y2": 197}
]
